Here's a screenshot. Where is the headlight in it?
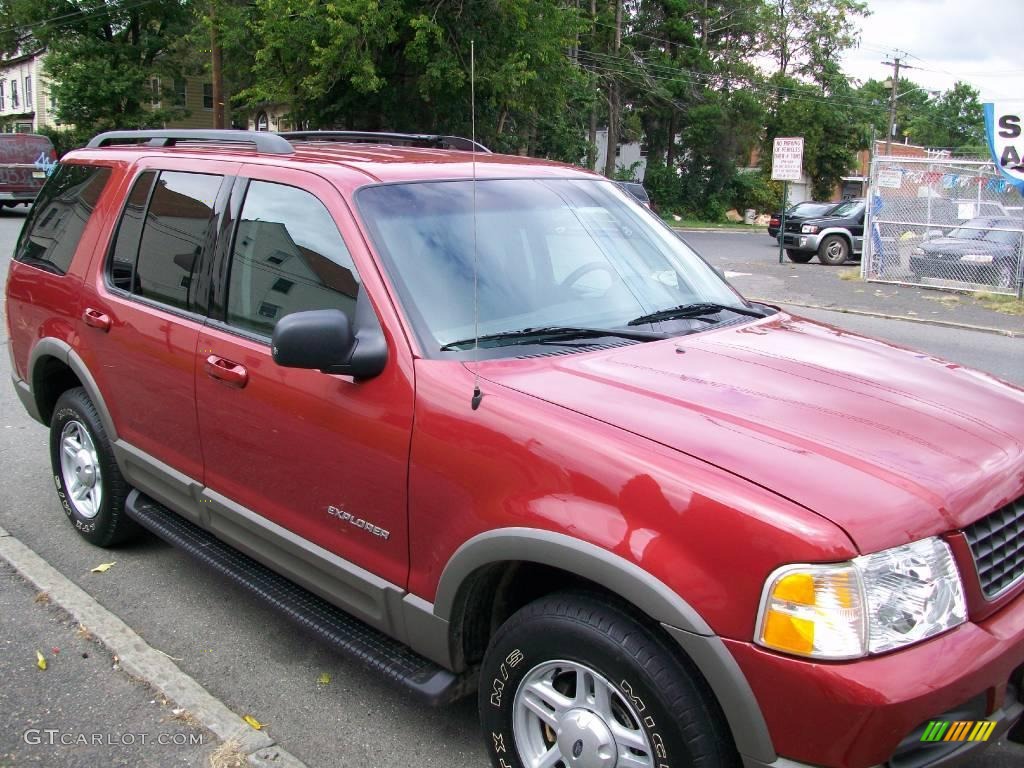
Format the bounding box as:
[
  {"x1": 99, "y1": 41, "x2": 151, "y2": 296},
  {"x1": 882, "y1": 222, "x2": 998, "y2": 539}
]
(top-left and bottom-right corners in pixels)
[
  {"x1": 911, "y1": 247, "x2": 925, "y2": 256},
  {"x1": 756, "y1": 537, "x2": 966, "y2": 660},
  {"x1": 960, "y1": 253, "x2": 994, "y2": 263},
  {"x1": 801, "y1": 225, "x2": 819, "y2": 234}
]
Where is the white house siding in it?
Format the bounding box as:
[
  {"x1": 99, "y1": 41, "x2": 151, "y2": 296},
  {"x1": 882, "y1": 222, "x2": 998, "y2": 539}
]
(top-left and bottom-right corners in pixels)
[{"x1": 0, "y1": 50, "x2": 58, "y2": 132}]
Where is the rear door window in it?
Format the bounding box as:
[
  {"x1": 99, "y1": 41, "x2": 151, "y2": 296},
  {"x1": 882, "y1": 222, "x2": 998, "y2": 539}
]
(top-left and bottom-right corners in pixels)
[
  {"x1": 131, "y1": 171, "x2": 222, "y2": 312},
  {"x1": 13, "y1": 163, "x2": 112, "y2": 274},
  {"x1": 108, "y1": 171, "x2": 157, "y2": 291}
]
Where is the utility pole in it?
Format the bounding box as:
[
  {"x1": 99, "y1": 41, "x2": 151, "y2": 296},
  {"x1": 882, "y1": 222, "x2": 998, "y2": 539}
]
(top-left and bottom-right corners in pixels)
[{"x1": 881, "y1": 52, "x2": 902, "y2": 156}]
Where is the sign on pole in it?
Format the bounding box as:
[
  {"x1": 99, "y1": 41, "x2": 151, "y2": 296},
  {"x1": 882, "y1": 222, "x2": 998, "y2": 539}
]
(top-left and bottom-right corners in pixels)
[
  {"x1": 773, "y1": 137, "x2": 803, "y2": 264},
  {"x1": 771, "y1": 137, "x2": 804, "y2": 182}
]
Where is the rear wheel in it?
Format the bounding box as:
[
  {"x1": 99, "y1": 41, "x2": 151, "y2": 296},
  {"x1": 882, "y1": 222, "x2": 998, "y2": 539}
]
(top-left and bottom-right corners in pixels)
[
  {"x1": 786, "y1": 249, "x2": 814, "y2": 263},
  {"x1": 49, "y1": 387, "x2": 137, "y2": 547},
  {"x1": 479, "y1": 592, "x2": 739, "y2": 768},
  {"x1": 817, "y1": 235, "x2": 850, "y2": 266}
]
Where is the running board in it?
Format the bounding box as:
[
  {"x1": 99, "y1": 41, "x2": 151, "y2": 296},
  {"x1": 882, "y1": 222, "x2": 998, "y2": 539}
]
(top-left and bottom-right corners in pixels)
[{"x1": 124, "y1": 490, "x2": 472, "y2": 706}]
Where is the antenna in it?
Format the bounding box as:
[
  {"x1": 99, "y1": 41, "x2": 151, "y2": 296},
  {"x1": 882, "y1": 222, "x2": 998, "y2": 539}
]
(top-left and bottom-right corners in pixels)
[{"x1": 470, "y1": 40, "x2": 484, "y2": 411}]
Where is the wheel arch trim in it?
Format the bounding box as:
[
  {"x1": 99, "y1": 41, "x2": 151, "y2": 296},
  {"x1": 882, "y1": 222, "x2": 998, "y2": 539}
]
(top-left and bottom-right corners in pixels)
[
  {"x1": 28, "y1": 337, "x2": 117, "y2": 439},
  {"x1": 432, "y1": 527, "x2": 777, "y2": 763},
  {"x1": 815, "y1": 228, "x2": 854, "y2": 248}
]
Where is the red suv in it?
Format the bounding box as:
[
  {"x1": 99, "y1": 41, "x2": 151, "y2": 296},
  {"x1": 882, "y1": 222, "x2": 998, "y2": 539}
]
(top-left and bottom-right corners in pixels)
[{"x1": 6, "y1": 130, "x2": 1024, "y2": 768}]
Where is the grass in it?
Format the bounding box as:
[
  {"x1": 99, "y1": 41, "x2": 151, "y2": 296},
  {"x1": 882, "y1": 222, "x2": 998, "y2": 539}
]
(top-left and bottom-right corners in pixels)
[
  {"x1": 662, "y1": 214, "x2": 767, "y2": 230},
  {"x1": 975, "y1": 292, "x2": 1024, "y2": 316},
  {"x1": 838, "y1": 269, "x2": 861, "y2": 282},
  {"x1": 208, "y1": 739, "x2": 247, "y2": 768}
]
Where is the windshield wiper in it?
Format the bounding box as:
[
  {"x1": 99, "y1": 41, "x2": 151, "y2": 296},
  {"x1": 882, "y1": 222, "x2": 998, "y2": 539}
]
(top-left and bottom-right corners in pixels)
[
  {"x1": 627, "y1": 302, "x2": 765, "y2": 327},
  {"x1": 440, "y1": 325, "x2": 667, "y2": 351}
]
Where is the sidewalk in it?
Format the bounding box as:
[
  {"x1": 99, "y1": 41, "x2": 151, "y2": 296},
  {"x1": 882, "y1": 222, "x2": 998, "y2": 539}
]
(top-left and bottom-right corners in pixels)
[
  {"x1": 679, "y1": 231, "x2": 1024, "y2": 336},
  {"x1": 0, "y1": 563, "x2": 215, "y2": 768}
]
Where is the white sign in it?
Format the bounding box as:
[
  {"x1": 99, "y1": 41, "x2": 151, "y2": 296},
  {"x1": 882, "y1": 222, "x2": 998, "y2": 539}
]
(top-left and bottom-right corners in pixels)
[
  {"x1": 878, "y1": 168, "x2": 902, "y2": 188},
  {"x1": 771, "y1": 137, "x2": 804, "y2": 182}
]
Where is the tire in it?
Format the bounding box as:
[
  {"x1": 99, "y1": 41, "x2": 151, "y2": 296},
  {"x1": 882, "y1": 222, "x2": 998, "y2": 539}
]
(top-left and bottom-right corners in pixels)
[
  {"x1": 817, "y1": 235, "x2": 850, "y2": 266},
  {"x1": 479, "y1": 592, "x2": 739, "y2": 768},
  {"x1": 785, "y1": 249, "x2": 814, "y2": 263},
  {"x1": 49, "y1": 387, "x2": 137, "y2": 547}
]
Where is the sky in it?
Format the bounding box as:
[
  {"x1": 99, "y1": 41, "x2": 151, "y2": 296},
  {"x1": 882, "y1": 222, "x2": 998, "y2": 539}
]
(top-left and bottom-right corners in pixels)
[{"x1": 841, "y1": 0, "x2": 1023, "y2": 104}]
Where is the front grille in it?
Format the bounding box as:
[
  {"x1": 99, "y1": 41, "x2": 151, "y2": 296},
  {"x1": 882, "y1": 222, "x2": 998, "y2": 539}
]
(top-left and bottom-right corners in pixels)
[{"x1": 964, "y1": 497, "x2": 1024, "y2": 599}]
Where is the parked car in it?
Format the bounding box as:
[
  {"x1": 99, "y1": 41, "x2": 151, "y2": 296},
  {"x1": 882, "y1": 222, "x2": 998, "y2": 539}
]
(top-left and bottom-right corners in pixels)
[
  {"x1": 767, "y1": 200, "x2": 836, "y2": 239},
  {"x1": 782, "y1": 198, "x2": 865, "y2": 265},
  {"x1": 0, "y1": 133, "x2": 56, "y2": 208},
  {"x1": 619, "y1": 180, "x2": 651, "y2": 208},
  {"x1": 7, "y1": 129, "x2": 1024, "y2": 768},
  {"x1": 910, "y1": 216, "x2": 1023, "y2": 289}
]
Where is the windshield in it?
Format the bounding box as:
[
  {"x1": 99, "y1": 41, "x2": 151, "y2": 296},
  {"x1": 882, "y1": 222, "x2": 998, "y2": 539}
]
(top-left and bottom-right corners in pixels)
[
  {"x1": 827, "y1": 200, "x2": 862, "y2": 218},
  {"x1": 790, "y1": 202, "x2": 832, "y2": 216},
  {"x1": 357, "y1": 178, "x2": 749, "y2": 356},
  {"x1": 948, "y1": 218, "x2": 1020, "y2": 243}
]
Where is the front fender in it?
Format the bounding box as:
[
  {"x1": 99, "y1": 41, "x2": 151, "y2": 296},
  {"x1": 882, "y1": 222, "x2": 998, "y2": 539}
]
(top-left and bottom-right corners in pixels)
[{"x1": 433, "y1": 527, "x2": 777, "y2": 764}]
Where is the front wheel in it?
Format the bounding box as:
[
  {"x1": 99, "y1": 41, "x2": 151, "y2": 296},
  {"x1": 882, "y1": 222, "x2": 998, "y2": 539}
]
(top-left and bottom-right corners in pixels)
[
  {"x1": 817, "y1": 235, "x2": 850, "y2": 266},
  {"x1": 49, "y1": 387, "x2": 137, "y2": 547},
  {"x1": 786, "y1": 249, "x2": 814, "y2": 263},
  {"x1": 479, "y1": 592, "x2": 739, "y2": 768}
]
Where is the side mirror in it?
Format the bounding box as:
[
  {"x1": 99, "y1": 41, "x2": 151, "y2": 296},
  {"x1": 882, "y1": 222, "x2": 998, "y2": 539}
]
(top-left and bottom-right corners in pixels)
[{"x1": 272, "y1": 301, "x2": 387, "y2": 379}]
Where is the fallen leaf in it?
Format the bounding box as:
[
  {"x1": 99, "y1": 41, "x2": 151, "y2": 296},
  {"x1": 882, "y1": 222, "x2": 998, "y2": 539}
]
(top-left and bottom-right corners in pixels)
[
  {"x1": 91, "y1": 562, "x2": 116, "y2": 573},
  {"x1": 243, "y1": 715, "x2": 264, "y2": 730},
  {"x1": 316, "y1": 673, "x2": 331, "y2": 685},
  {"x1": 36, "y1": 650, "x2": 47, "y2": 670}
]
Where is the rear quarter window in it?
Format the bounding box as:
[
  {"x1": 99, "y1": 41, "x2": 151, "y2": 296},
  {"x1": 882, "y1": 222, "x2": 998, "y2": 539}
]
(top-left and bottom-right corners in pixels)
[{"x1": 13, "y1": 163, "x2": 112, "y2": 275}]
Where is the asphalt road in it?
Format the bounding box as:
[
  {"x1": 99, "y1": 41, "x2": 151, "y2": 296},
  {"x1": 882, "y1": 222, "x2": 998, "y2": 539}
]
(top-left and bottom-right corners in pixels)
[
  {"x1": 1, "y1": 208, "x2": 1022, "y2": 767},
  {"x1": 682, "y1": 229, "x2": 1024, "y2": 336}
]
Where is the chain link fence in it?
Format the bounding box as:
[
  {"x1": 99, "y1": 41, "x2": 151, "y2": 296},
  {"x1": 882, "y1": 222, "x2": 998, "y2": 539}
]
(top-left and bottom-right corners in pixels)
[{"x1": 863, "y1": 157, "x2": 1024, "y2": 298}]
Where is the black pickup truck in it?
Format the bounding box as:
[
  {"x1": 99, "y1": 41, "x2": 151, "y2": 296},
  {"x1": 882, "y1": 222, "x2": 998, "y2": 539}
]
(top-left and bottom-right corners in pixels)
[{"x1": 781, "y1": 198, "x2": 864, "y2": 265}]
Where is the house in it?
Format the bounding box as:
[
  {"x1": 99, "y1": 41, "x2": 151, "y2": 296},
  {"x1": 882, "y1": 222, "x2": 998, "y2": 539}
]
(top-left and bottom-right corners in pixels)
[
  {"x1": 840, "y1": 140, "x2": 952, "y2": 199},
  {"x1": 592, "y1": 129, "x2": 648, "y2": 181},
  {"x1": 0, "y1": 48, "x2": 227, "y2": 134},
  {"x1": 147, "y1": 75, "x2": 221, "y2": 129},
  {"x1": 0, "y1": 48, "x2": 58, "y2": 133}
]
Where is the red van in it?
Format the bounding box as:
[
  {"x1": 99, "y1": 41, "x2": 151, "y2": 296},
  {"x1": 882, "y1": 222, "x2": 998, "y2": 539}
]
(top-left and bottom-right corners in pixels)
[{"x1": 0, "y1": 133, "x2": 56, "y2": 207}]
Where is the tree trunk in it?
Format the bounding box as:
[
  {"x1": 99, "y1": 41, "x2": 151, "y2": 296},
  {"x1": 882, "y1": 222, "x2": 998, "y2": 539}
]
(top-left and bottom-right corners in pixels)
[
  {"x1": 602, "y1": 0, "x2": 622, "y2": 178},
  {"x1": 587, "y1": 0, "x2": 597, "y2": 170},
  {"x1": 210, "y1": 5, "x2": 225, "y2": 129},
  {"x1": 667, "y1": 110, "x2": 676, "y2": 166}
]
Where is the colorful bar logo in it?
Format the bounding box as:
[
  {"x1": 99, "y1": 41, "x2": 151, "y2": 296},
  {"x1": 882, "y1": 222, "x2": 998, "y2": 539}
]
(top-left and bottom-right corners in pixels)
[{"x1": 921, "y1": 720, "x2": 997, "y2": 743}]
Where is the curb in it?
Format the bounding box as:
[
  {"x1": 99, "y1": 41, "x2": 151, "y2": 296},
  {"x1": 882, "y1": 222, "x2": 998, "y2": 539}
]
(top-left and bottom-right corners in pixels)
[
  {"x1": 0, "y1": 524, "x2": 308, "y2": 768},
  {"x1": 755, "y1": 298, "x2": 1024, "y2": 338}
]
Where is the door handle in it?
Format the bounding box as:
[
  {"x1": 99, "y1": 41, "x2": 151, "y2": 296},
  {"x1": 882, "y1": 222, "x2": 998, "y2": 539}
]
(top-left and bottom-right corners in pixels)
[
  {"x1": 82, "y1": 307, "x2": 111, "y2": 331},
  {"x1": 204, "y1": 355, "x2": 248, "y2": 388}
]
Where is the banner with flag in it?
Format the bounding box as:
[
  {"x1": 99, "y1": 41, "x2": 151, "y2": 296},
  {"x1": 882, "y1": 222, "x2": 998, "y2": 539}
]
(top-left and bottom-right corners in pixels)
[{"x1": 984, "y1": 102, "x2": 1024, "y2": 194}]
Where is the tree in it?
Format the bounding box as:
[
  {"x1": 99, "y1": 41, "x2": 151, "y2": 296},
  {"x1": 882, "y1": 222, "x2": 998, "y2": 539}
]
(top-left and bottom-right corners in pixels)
[
  {"x1": 761, "y1": 0, "x2": 869, "y2": 81},
  {"x1": 855, "y1": 76, "x2": 932, "y2": 145},
  {"x1": 10, "y1": 0, "x2": 194, "y2": 131},
  {"x1": 906, "y1": 81, "x2": 985, "y2": 152}
]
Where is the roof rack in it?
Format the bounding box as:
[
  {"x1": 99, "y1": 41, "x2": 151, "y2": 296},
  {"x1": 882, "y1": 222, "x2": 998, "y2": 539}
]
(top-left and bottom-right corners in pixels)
[
  {"x1": 87, "y1": 129, "x2": 295, "y2": 155},
  {"x1": 279, "y1": 131, "x2": 491, "y2": 154}
]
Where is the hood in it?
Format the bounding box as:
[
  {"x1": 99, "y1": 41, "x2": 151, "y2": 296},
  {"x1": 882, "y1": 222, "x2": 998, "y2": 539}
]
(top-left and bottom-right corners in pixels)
[{"x1": 479, "y1": 314, "x2": 1024, "y2": 554}]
